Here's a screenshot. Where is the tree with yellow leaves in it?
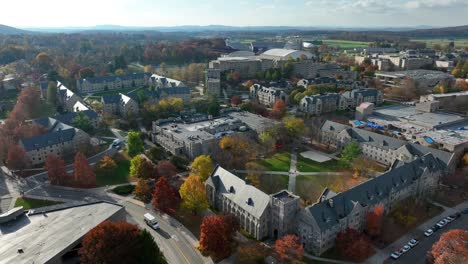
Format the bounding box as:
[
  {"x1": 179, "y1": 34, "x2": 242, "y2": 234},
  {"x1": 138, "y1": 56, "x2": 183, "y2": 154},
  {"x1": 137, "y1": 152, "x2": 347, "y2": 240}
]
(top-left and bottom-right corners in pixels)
[
  {"x1": 179, "y1": 175, "x2": 209, "y2": 215},
  {"x1": 190, "y1": 155, "x2": 214, "y2": 181}
]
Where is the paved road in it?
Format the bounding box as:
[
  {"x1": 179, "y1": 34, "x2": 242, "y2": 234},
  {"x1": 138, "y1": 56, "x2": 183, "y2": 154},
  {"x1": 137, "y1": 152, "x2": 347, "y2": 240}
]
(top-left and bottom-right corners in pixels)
[
  {"x1": 392, "y1": 213, "x2": 468, "y2": 264},
  {"x1": 368, "y1": 201, "x2": 468, "y2": 263},
  {"x1": 123, "y1": 201, "x2": 211, "y2": 264}
]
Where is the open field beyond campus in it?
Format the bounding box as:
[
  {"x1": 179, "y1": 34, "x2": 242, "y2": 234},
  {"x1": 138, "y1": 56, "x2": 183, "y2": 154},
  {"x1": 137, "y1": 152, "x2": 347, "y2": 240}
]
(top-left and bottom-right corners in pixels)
[
  {"x1": 412, "y1": 38, "x2": 468, "y2": 48},
  {"x1": 14, "y1": 197, "x2": 62, "y2": 210},
  {"x1": 322, "y1": 39, "x2": 370, "y2": 49}
]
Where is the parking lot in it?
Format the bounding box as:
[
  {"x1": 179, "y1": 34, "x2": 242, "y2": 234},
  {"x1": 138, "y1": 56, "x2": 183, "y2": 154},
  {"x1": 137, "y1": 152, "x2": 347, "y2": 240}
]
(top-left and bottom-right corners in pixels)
[{"x1": 385, "y1": 212, "x2": 467, "y2": 263}]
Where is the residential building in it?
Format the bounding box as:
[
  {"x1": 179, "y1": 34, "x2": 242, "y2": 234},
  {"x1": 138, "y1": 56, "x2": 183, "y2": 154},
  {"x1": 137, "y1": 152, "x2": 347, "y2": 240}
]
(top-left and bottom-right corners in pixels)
[
  {"x1": 148, "y1": 74, "x2": 191, "y2": 103},
  {"x1": 76, "y1": 72, "x2": 152, "y2": 94},
  {"x1": 342, "y1": 88, "x2": 383, "y2": 108},
  {"x1": 0, "y1": 201, "x2": 124, "y2": 263},
  {"x1": 299, "y1": 88, "x2": 382, "y2": 115},
  {"x1": 205, "y1": 153, "x2": 445, "y2": 255},
  {"x1": 320, "y1": 120, "x2": 455, "y2": 170},
  {"x1": 300, "y1": 94, "x2": 346, "y2": 115},
  {"x1": 101, "y1": 93, "x2": 139, "y2": 117},
  {"x1": 19, "y1": 117, "x2": 91, "y2": 165},
  {"x1": 250, "y1": 84, "x2": 289, "y2": 107},
  {"x1": 297, "y1": 78, "x2": 365, "y2": 90}
]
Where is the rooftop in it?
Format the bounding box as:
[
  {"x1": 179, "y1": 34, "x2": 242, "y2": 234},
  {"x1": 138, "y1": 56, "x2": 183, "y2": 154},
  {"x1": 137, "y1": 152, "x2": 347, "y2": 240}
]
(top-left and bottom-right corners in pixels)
[
  {"x1": 0, "y1": 201, "x2": 123, "y2": 264},
  {"x1": 375, "y1": 70, "x2": 452, "y2": 80}
]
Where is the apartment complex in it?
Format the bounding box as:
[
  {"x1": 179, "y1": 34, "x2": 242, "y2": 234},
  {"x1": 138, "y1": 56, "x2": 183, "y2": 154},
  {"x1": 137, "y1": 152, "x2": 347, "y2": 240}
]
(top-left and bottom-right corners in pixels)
[
  {"x1": 152, "y1": 111, "x2": 275, "y2": 159},
  {"x1": 205, "y1": 153, "x2": 444, "y2": 255},
  {"x1": 146, "y1": 74, "x2": 191, "y2": 103},
  {"x1": 19, "y1": 117, "x2": 91, "y2": 165},
  {"x1": 101, "y1": 93, "x2": 139, "y2": 117},
  {"x1": 299, "y1": 88, "x2": 383, "y2": 115},
  {"x1": 76, "y1": 72, "x2": 152, "y2": 94},
  {"x1": 250, "y1": 84, "x2": 289, "y2": 107},
  {"x1": 320, "y1": 120, "x2": 455, "y2": 170}
]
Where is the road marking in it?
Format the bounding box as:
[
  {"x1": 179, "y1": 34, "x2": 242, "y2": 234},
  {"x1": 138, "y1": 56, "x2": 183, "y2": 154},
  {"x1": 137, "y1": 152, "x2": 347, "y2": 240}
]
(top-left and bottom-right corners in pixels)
[
  {"x1": 171, "y1": 239, "x2": 191, "y2": 264},
  {"x1": 171, "y1": 234, "x2": 179, "y2": 241}
]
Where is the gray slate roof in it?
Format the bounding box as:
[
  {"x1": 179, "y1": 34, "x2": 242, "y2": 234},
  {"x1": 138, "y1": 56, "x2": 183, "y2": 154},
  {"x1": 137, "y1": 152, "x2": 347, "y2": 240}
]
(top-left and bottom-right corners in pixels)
[
  {"x1": 305, "y1": 153, "x2": 444, "y2": 232},
  {"x1": 20, "y1": 128, "x2": 76, "y2": 151},
  {"x1": 321, "y1": 120, "x2": 453, "y2": 166},
  {"x1": 207, "y1": 166, "x2": 270, "y2": 219}
]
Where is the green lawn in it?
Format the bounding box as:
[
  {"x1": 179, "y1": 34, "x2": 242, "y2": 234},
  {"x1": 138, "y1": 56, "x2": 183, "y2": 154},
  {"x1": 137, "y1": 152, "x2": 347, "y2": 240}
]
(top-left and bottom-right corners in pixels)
[
  {"x1": 412, "y1": 38, "x2": 468, "y2": 48},
  {"x1": 297, "y1": 155, "x2": 341, "y2": 172},
  {"x1": 258, "y1": 174, "x2": 289, "y2": 194},
  {"x1": 14, "y1": 197, "x2": 61, "y2": 210},
  {"x1": 96, "y1": 158, "x2": 131, "y2": 186},
  {"x1": 256, "y1": 152, "x2": 291, "y2": 172},
  {"x1": 322, "y1": 39, "x2": 370, "y2": 49}
]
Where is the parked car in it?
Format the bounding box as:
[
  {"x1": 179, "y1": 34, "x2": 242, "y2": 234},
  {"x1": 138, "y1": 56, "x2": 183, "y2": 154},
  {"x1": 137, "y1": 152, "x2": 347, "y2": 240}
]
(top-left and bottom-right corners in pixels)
[
  {"x1": 424, "y1": 229, "x2": 434, "y2": 237},
  {"x1": 451, "y1": 212, "x2": 461, "y2": 219},
  {"x1": 436, "y1": 220, "x2": 446, "y2": 228},
  {"x1": 432, "y1": 225, "x2": 440, "y2": 231},
  {"x1": 408, "y1": 239, "x2": 419, "y2": 247},
  {"x1": 391, "y1": 251, "x2": 401, "y2": 260},
  {"x1": 445, "y1": 216, "x2": 454, "y2": 223},
  {"x1": 462, "y1": 208, "x2": 468, "y2": 214},
  {"x1": 402, "y1": 245, "x2": 411, "y2": 253}
]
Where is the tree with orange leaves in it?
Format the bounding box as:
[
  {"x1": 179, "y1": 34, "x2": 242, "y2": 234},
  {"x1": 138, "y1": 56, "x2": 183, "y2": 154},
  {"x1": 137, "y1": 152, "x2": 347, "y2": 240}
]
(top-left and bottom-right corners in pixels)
[
  {"x1": 366, "y1": 204, "x2": 385, "y2": 237},
  {"x1": 274, "y1": 234, "x2": 304, "y2": 262},
  {"x1": 6, "y1": 145, "x2": 30, "y2": 170},
  {"x1": 45, "y1": 155, "x2": 69, "y2": 186},
  {"x1": 73, "y1": 152, "x2": 96, "y2": 188},
  {"x1": 427, "y1": 229, "x2": 468, "y2": 264},
  {"x1": 270, "y1": 99, "x2": 287, "y2": 119}
]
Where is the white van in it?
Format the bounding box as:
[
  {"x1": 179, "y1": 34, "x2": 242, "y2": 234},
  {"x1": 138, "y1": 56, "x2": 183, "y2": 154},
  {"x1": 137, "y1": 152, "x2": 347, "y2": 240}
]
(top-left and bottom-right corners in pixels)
[{"x1": 144, "y1": 213, "x2": 160, "y2": 230}]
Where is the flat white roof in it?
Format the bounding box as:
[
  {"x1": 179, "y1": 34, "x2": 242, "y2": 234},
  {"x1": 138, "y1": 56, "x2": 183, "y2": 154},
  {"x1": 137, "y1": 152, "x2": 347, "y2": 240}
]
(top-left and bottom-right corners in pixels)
[{"x1": 0, "y1": 202, "x2": 123, "y2": 264}]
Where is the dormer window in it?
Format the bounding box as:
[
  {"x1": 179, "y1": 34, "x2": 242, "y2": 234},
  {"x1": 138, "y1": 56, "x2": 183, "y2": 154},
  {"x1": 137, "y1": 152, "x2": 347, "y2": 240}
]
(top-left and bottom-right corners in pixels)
[
  {"x1": 229, "y1": 186, "x2": 235, "y2": 194},
  {"x1": 246, "y1": 198, "x2": 254, "y2": 206}
]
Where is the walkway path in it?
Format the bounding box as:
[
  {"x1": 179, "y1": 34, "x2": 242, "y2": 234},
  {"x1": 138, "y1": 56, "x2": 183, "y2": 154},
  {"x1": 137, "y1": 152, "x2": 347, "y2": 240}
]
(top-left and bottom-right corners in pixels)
[{"x1": 288, "y1": 151, "x2": 298, "y2": 192}]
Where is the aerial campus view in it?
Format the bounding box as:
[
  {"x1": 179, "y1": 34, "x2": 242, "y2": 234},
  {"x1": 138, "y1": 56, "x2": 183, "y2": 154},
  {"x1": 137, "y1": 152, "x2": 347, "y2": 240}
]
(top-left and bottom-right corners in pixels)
[{"x1": 0, "y1": 1, "x2": 467, "y2": 264}]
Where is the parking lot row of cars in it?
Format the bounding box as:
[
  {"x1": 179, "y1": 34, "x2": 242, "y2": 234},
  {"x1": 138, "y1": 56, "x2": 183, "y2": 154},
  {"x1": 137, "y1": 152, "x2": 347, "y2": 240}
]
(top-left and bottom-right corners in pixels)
[{"x1": 390, "y1": 209, "x2": 466, "y2": 260}]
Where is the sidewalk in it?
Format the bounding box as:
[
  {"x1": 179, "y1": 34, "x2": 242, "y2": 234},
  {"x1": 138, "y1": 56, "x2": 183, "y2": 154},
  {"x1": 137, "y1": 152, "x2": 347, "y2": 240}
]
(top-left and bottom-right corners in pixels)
[{"x1": 366, "y1": 200, "x2": 468, "y2": 263}]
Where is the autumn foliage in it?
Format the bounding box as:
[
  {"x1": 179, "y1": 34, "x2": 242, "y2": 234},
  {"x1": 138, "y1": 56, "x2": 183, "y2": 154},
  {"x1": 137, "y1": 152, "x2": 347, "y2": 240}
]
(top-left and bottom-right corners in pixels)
[
  {"x1": 73, "y1": 152, "x2": 96, "y2": 188},
  {"x1": 45, "y1": 155, "x2": 69, "y2": 186},
  {"x1": 336, "y1": 228, "x2": 374, "y2": 262},
  {"x1": 274, "y1": 234, "x2": 304, "y2": 262},
  {"x1": 190, "y1": 155, "x2": 214, "y2": 181},
  {"x1": 152, "y1": 177, "x2": 180, "y2": 215},
  {"x1": 271, "y1": 99, "x2": 287, "y2": 119},
  {"x1": 199, "y1": 214, "x2": 239, "y2": 259},
  {"x1": 366, "y1": 204, "x2": 385, "y2": 237},
  {"x1": 79, "y1": 221, "x2": 166, "y2": 264},
  {"x1": 427, "y1": 229, "x2": 468, "y2": 264},
  {"x1": 155, "y1": 160, "x2": 177, "y2": 179},
  {"x1": 179, "y1": 175, "x2": 209, "y2": 215},
  {"x1": 6, "y1": 145, "x2": 30, "y2": 170},
  {"x1": 134, "y1": 179, "x2": 152, "y2": 203}
]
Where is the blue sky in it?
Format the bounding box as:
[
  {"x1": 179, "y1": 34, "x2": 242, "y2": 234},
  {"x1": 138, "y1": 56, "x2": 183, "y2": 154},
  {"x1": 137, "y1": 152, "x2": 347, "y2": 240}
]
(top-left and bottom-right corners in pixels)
[{"x1": 3, "y1": 0, "x2": 468, "y2": 28}]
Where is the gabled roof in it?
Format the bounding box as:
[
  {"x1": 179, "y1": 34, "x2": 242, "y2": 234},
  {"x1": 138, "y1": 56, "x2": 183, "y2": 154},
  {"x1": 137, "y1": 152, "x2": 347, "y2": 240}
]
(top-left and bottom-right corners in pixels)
[
  {"x1": 207, "y1": 166, "x2": 270, "y2": 219},
  {"x1": 20, "y1": 128, "x2": 76, "y2": 151},
  {"x1": 305, "y1": 153, "x2": 444, "y2": 232}
]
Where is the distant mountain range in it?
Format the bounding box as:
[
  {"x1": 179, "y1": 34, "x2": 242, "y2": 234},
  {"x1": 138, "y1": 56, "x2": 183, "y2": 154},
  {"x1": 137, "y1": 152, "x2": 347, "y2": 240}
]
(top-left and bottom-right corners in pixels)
[
  {"x1": 1, "y1": 24, "x2": 468, "y2": 38},
  {"x1": 0, "y1": 24, "x2": 31, "y2": 34},
  {"x1": 21, "y1": 24, "x2": 437, "y2": 33}
]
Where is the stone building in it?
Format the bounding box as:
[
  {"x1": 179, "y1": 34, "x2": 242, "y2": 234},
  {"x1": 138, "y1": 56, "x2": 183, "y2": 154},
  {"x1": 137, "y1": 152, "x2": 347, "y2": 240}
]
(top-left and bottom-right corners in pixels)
[
  {"x1": 101, "y1": 93, "x2": 139, "y2": 117},
  {"x1": 250, "y1": 84, "x2": 289, "y2": 107},
  {"x1": 299, "y1": 94, "x2": 346, "y2": 116},
  {"x1": 205, "y1": 153, "x2": 445, "y2": 256},
  {"x1": 19, "y1": 118, "x2": 90, "y2": 165},
  {"x1": 76, "y1": 73, "x2": 152, "y2": 94}
]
